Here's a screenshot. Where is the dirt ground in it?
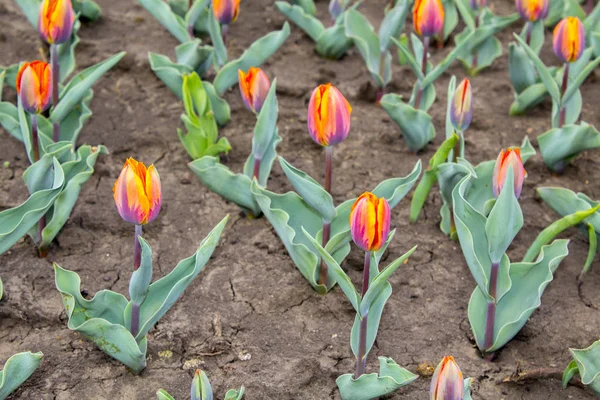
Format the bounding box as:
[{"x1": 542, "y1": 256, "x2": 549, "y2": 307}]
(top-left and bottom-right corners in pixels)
[{"x1": 1, "y1": 0, "x2": 599, "y2": 398}]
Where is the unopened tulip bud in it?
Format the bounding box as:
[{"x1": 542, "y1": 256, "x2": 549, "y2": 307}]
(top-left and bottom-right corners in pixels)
[
  {"x1": 515, "y1": 0, "x2": 548, "y2": 22},
  {"x1": 413, "y1": 0, "x2": 445, "y2": 37},
  {"x1": 238, "y1": 67, "x2": 270, "y2": 114},
  {"x1": 16, "y1": 61, "x2": 52, "y2": 114},
  {"x1": 553, "y1": 17, "x2": 585, "y2": 63},
  {"x1": 492, "y1": 148, "x2": 526, "y2": 199},
  {"x1": 349, "y1": 192, "x2": 391, "y2": 252},
  {"x1": 113, "y1": 158, "x2": 162, "y2": 225},
  {"x1": 450, "y1": 79, "x2": 473, "y2": 132},
  {"x1": 329, "y1": 0, "x2": 343, "y2": 21},
  {"x1": 307, "y1": 84, "x2": 352, "y2": 147},
  {"x1": 430, "y1": 356, "x2": 464, "y2": 400},
  {"x1": 212, "y1": 0, "x2": 240, "y2": 25},
  {"x1": 38, "y1": 0, "x2": 75, "y2": 45}
]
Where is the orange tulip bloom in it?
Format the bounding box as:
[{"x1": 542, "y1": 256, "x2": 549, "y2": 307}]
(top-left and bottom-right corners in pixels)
[
  {"x1": 238, "y1": 67, "x2": 270, "y2": 114},
  {"x1": 16, "y1": 61, "x2": 52, "y2": 114},
  {"x1": 553, "y1": 17, "x2": 585, "y2": 63},
  {"x1": 307, "y1": 84, "x2": 352, "y2": 147},
  {"x1": 492, "y1": 148, "x2": 526, "y2": 199},
  {"x1": 38, "y1": 0, "x2": 75, "y2": 45},
  {"x1": 212, "y1": 0, "x2": 240, "y2": 25},
  {"x1": 113, "y1": 158, "x2": 162, "y2": 225},
  {"x1": 430, "y1": 356, "x2": 464, "y2": 400},
  {"x1": 349, "y1": 192, "x2": 391, "y2": 252},
  {"x1": 413, "y1": 0, "x2": 445, "y2": 37}
]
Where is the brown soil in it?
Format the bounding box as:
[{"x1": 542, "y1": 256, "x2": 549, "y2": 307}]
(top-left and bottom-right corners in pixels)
[{"x1": 1, "y1": 0, "x2": 599, "y2": 398}]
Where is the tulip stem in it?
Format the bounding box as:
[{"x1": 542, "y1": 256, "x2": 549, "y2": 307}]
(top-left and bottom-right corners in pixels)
[
  {"x1": 558, "y1": 63, "x2": 569, "y2": 128},
  {"x1": 414, "y1": 37, "x2": 429, "y2": 110},
  {"x1": 319, "y1": 146, "x2": 334, "y2": 287},
  {"x1": 472, "y1": 15, "x2": 479, "y2": 72},
  {"x1": 51, "y1": 44, "x2": 60, "y2": 142},
  {"x1": 131, "y1": 303, "x2": 140, "y2": 337},
  {"x1": 483, "y1": 261, "x2": 500, "y2": 354},
  {"x1": 221, "y1": 24, "x2": 229, "y2": 44},
  {"x1": 31, "y1": 113, "x2": 40, "y2": 162},
  {"x1": 252, "y1": 157, "x2": 261, "y2": 182},
  {"x1": 525, "y1": 22, "x2": 532, "y2": 46},
  {"x1": 354, "y1": 251, "x2": 371, "y2": 378},
  {"x1": 134, "y1": 224, "x2": 143, "y2": 271}
]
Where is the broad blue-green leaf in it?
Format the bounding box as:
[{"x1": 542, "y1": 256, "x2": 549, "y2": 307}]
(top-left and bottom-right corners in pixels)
[
  {"x1": 192, "y1": 369, "x2": 213, "y2": 400},
  {"x1": 138, "y1": 0, "x2": 189, "y2": 43},
  {"x1": 468, "y1": 240, "x2": 569, "y2": 352},
  {"x1": 213, "y1": 23, "x2": 291, "y2": 95},
  {"x1": 569, "y1": 340, "x2": 600, "y2": 394},
  {"x1": 458, "y1": 34, "x2": 502, "y2": 74},
  {"x1": 538, "y1": 123, "x2": 600, "y2": 172},
  {"x1": 537, "y1": 187, "x2": 600, "y2": 232},
  {"x1": 315, "y1": 24, "x2": 354, "y2": 59},
  {"x1": 344, "y1": 8, "x2": 384, "y2": 87},
  {"x1": 279, "y1": 157, "x2": 335, "y2": 223},
  {"x1": 124, "y1": 216, "x2": 228, "y2": 341},
  {"x1": 39, "y1": 145, "x2": 107, "y2": 249},
  {"x1": 513, "y1": 34, "x2": 561, "y2": 104},
  {"x1": 52, "y1": 52, "x2": 126, "y2": 123},
  {"x1": 149, "y1": 52, "x2": 193, "y2": 98},
  {"x1": 129, "y1": 237, "x2": 153, "y2": 306},
  {"x1": 508, "y1": 42, "x2": 540, "y2": 95},
  {"x1": 380, "y1": 94, "x2": 435, "y2": 151},
  {"x1": 0, "y1": 278, "x2": 3, "y2": 301},
  {"x1": 58, "y1": 20, "x2": 82, "y2": 83},
  {"x1": 392, "y1": 37, "x2": 424, "y2": 80},
  {"x1": 302, "y1": 228, "x2": 361, "y2": 311},
  {"x1": 0, "y1": 158, "x2": 65, "y2": 255},
  {"x1": 275, "y1": 1, "x2": 324, "y2": 41},
  {"x1": 223, "y1": 386, "x2": 245, "y2": 400},
  {"x1": 485, "y1": 170, "x2": 523, "y2": 264},
  {"x1": 203, "y1": 82, "x2": 231, "y2": 127},
  {"x1": 336, "y1": 357, "x2": 418, "y2": 400},
  {"x1": 205, "y1": 5, "x2": 227, "y2": 67},
  {"x1": 251, "y1": 80, "x2": 278, "y2": 161},
  {"x1": 420, "y1": 30, "x2": 475, "y2": 87},
  {"x1": 408, "y1": 78, "x2": 436, "y2": 111},
  {"x1": 0, "y1": 352, "x2": 43, "y2": 400},
  {"x1": 0, "y1": 102, "x2": 21, "y2": 141},
  {"x1": 54, "y1": 264, "x2": 147, "y2": 373},
  {"x1": 441, "y1": 0, "x2": 458, "y2": 41},
  {"x1": 175, "y1": 40, "x2": 215, "y2": 72},
  {"x1": 562, "y1": 56, "x2": 600, "y2": 105},
  {"x1": 157, "y1": 389, "x2": 176, "y2": 400},
  {"x1": 454, "y1": 0, "x2": 475, "y2": 30},
  {"x1": 378, "y1": 0, "x2": 410, "y2": 52}
]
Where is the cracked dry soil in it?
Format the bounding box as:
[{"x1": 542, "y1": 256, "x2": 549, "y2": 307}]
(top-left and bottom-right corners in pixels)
[{"x1": 1, "y1": 0, "x2": 599, "y2": 398}]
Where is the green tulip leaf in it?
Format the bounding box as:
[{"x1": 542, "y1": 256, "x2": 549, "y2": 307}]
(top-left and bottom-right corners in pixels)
[
  {"x1": 568, "y1": 340, "x2": 600, "y2": 394},
  {"x1": 0, "y1": 278, "x2": 3, "y2": 301},
  {"x1": 149, "y1": 52, "x2": 194, "y2": 98},
  {"x1": 563, "y1": 360, "x2": 580, "y2": 390},
  {"x1": 344, "y1": 8, "x2": 383, "y2": 86},
  {"x1": 441, "y1": 0, "x2": 458, "y2": 41},
  {"x1": 213, "y1": 23, "x2": 291, "y2": 95},
  {"x1": 392, "y1": 37, "x2": 424, "y2": 80},
  {"x1": 157, "y1": 389, "x2": 176, "y2": 400},
  {"x1": 58, "y1": 20, "x2": 81, "y2": 83},
  {"x1": 336, "y1": 357, "x2": 418, "y2": 400},
  {"x1": 124, "y1": 216, "x2": 228, "y2": 341},
  {"x1": 0, "y1": 351, "x2": 43, "y2": 400},
  {"x1": 509, "y1": 83, "x2": 547, "y2": 115},
  {"x1": 54, "y1": 264, "x2": 148, "y2": 373},
  {"x1": 378, "y1": 0, "x2": 410, "y2": 53},
  {"x1": 538, "y1": 123, "x2": 600, "y2": 172},
  {"x1": 52, "y1": 51, "x2": 126, "y2": 123},
  {"x1": 380, "y1": 94, "x2": 435, "y2": 151},
  {"x1": 251, "y1": 80, "x2": 278, "y2": 161},
  {"x1": 275, "y1": 1, "x2": 325, "y2": 42},
  {"x1": 138, "y1": 0, "x2": 190, "y2": 43},
  {"x1": 468, "y1": 239, "x2": 569, "y2": 352},
  {"x1": 278, "y1": 157, "x2": 336, "y2": 223},
  {"x1": 129, "y1": 237, "x2": 153, "y2": 306},
  {"x1": 421, "y1": 30, "x2": 475, "y2": 88},
  {"x1": 224, "y1": 386, "x2": 245, "y2": 400},
  {"x1": 315, "y1": 24, "x2": 354, "y2": 59}
]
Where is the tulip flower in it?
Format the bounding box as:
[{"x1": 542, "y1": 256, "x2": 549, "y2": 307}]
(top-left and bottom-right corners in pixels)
[
  {"x1": 39, "y1": 0, "x2": 74, "y2": 142},
  {"x1": 349, "y1": 193, "x2": 391, "y2": 253},
  {"x1": 412, "y1": 0, "x2": 443, "y2": 109},
  {"x1": 413, "y1": 0, "x2": 445, "y2": 38},
  {"x1": 450, "y1": 79, "x2": 473, "y2": 134},
  {"x1": 38, "y1": 0, "x2": 74, "y2": 45},
  {"x1": 16, "y1": 61, "x2": 52, "y2": 116},
  {"x1": 307, "y1": 83, "x2": 352, "y2": 285},
  {"x1": 212, "y1": 0, "x2": 240, "y2": 42},
  {"x1": 238, "y1": 67, "x2": 270, "y2": 114},
  {"x1": 329, "y1": 0, "x2": 343, "y2": 22},
  {"x1": 113, "y1": 157, "x2": 162, "y2": 336},
  {"x1": 552, "y1": 17, "x2": 584, "y2": 127},
  {"x1": 430, "y1": 356, "x2": 464, "y2": 400},
  {"x1": 515, "y1": 0, "x2": 548, "y2": 23},
  {"x1": 348, "y1": 192, "x2": 391, "y2": 377},
  {"x1": 492, "y1": 148, "x2": 526, "y2": 199}
]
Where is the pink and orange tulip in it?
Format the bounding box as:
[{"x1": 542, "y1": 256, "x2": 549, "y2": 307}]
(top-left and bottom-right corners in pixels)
[
  {"x1": 349, "y1": 193, "x2": 391, "y2": 252},
  {"x1": 515, "y1": 0, "x2": 548, "y2": 22},
  {"x1": 553, "y1": 17, "x2": 585, "y2": 63},
  {"x1": 492, "y1": 148, "x2": 526, "y2": 199},
  {"x1": 38, "y1": 0, "x2": 75, "y2": 45},
  {"x1": 450, "y1": 79, "x2": 473, "y2": 132},
  {"x1": 413, "y1": 0, "x2": 444, "y2": 37},
  {"x1": 113, "y1": 158, "x2": 162, "y2": 225},
  {"x1": 430, "y1": 356, "x2": 464, "y2": 400},
  {"x1": 307, "y1": 84, "x2": 352, "y2": 147},
  {"x1": 212, "y1": 0, "x2": 240, "y2": 25},
  {"x1": 238, "y1": 67, "x2": 270, "y2": 114},
  {"x1": 16, "y1": 61, "x2": 52, "y2": 114}
]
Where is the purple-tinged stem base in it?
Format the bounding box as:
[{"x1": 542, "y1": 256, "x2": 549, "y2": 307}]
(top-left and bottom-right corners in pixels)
[
  {"x1": 414, "y1": 37, "x2": 430, "y2": 110},
  {"x1": 483, "y1": 261, "x2": 500, "y2": 355},
  {"x1": 558, "y1": 63, "x2": 569, "y2": 128},
  {"x1": 318, "y1": 146, "x2": 334, "y2": 287},
  {"x1": 253, "y1": 157, "x2": 261, "y2": 182},
  {"x1": 222, "y1": 24, "x2": 229, "y2": 45},
  {"x1": 130, "y1": 302, "x2": 140, "y2": 337},
  {"x1": 354, "y1": 251, "x2": 371, "y2": 378},
  {"x1": 134, "y1": 224, "x2": 142, "y2": 270}
]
